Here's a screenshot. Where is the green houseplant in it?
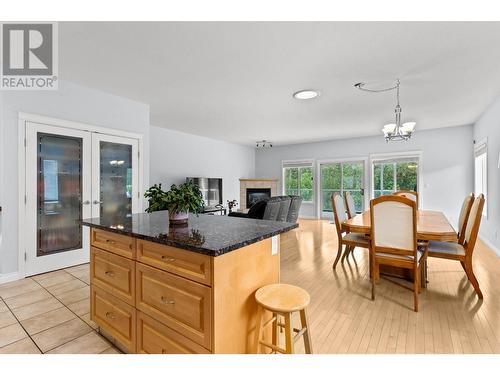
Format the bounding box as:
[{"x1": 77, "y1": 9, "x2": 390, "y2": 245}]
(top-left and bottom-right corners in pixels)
[{"x1": 144, "y1": 182, "x2": 205, "y2": 225}]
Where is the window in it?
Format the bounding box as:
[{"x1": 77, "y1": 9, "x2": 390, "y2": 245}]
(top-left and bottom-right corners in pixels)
[
  {"x1": 283, "y1": 162, "x2": 313, "y2": 202},
  {"x1": 320, "y1": 161, "x2": 364, "y2": 214},
  {"x1": 474, "y1": 141, "x2": 487, "y2": 216},
  {"x1": 372, "y1": 156, "x2": 419, "y2": 198}
]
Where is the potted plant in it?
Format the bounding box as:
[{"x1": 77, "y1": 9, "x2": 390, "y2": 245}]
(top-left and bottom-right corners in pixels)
[{"x1": 144, "y1": 182, "x2": 205, "y2": 225}]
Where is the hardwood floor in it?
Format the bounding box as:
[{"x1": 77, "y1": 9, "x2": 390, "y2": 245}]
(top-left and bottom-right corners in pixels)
[
  {"x1": 1, "y1": 218, "x2": 499, "y2": 354},
  {"x1": 280, "y1": 219, "x2": 500, "y2": 354}
]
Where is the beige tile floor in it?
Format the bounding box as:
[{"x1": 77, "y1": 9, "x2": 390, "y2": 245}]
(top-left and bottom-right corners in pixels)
[{"x1": 0, "y1": 264, "x2": 121, "y2": 354}]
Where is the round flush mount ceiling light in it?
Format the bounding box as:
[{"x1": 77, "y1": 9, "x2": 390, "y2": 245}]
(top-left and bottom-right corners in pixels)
[{"x1": 293, "y1": 89, "x2": 320, "y2": 100}]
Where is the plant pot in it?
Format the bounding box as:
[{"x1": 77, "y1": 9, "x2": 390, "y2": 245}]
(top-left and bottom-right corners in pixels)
[{"x1": 168, "y1": 211, "x2": 189, "y2": 226}]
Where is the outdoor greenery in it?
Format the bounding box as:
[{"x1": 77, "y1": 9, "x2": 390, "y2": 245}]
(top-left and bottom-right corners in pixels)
[
  {"x1": 373, "y1": 162, "x2": 418, "y2": 197},
  {"x1": 144, "y1": 181, "x2": 205, "y2": 214},
  {"x1": 284, "y1": 166, "x2": 313, "y2": 202},
  {"x1": 320, "y1": 163, "x2": 363, "y2": 212}
]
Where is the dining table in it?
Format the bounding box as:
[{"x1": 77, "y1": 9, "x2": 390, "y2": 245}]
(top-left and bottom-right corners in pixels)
[
  {"x1": 342, "y1": 209, "x2": 457, "y2": 242},
  {"x1": 342, "y1": 209, "x2": 457, "y2": 282}
]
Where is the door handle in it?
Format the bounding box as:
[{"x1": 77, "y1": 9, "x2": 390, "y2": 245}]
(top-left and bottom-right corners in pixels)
[
  {"x1": 93, "y1": 200, "x2": 102, "y2": 204},
  {"x1": 82, "y1": 200, "x2": 90, "y2": 205}
]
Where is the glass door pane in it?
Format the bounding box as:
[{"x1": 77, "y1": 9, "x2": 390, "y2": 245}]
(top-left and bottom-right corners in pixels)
[
  {"x1": 37, "y1": 133, "x2": 83, "y2": 256},
  {"x1": 98, "y1": 141, "x2": 133, "y2": 218},
  {"x1": 320, "y1": 161, "x2": 364, "y2": 217},
  {"x1": 342, "y1": 162, "x2": 364, "y2": 213}
]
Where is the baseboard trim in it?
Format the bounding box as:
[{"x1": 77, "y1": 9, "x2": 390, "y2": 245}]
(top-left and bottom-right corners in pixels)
[
  {"x1": 479, "y1": 235, "x2": 500, "y2": 257},
  {"x1": 299, "y1": 215, "x2": 318, "y2": 220},
  {"x1": 0, "y1": 272, "x2": 23, "y2": 285}
]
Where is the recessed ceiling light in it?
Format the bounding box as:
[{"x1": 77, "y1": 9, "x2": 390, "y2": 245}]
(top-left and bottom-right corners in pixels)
[{"x1": 293, "y1": 89, "x2": 320, "y2": 100}]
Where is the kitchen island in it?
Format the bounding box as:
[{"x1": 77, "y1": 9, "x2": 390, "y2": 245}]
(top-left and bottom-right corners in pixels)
[{"x1": 82, "y1": 211, "x2": 298, "y2": 354}]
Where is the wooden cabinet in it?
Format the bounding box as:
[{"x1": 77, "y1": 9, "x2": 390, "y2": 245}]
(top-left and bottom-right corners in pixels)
[
  {"x1": 89, "y1": 228, "x2": 279, "y2": 354},
  {"x1": 137, "y1": 312, "x2": 209, "y2": 354},
  {"x1": 91, "y1": 286, "x2": 136, "y2": 353},
  {"x1": 136, "y1": 263, "x2": 212, "y2": 350},
  {"x1": 137, "y1": 239, "x2": 212, "y2": 285},
  {"x1": 91, "y1": 229, "x2": 136, "y2": 259},
  {"x1": 91, "y1": 247, "x2": 135, "y2": 305}
]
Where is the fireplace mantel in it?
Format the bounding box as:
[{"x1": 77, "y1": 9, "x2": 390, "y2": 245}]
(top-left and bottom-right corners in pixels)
[{"x1": 239, "y1": 178, "x2": 278, "y2": 211}]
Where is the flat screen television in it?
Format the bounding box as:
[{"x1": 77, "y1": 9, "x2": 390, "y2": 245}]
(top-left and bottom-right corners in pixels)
[{"x1": 186, "y1": 177, "x2": 223, "y2": 207}]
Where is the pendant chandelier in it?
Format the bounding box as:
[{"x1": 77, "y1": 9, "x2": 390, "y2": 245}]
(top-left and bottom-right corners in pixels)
[{"x1": 355, "y1": 79, "x2": 416, "y2": 142}]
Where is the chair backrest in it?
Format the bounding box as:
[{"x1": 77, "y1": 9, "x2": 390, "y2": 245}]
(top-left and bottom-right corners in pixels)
[
  {"x1": 262, "y1": 197, "x2": 282, "y2": 221},
  {"x1": 370, "y1": 195, "x2": 417, "y2": 260},
  {"x1": 463, "y1": 194, "x2": 485, "y2": 256},
  {"x1": 276, "y1": 196, "x2": 292, "y2": 222},
  {"x1": 457, "y1": 193, "x2": 474, "y2": 245},
  {"x1": 286, "y1": 196, "x2": 302, "y2": 223},
  {"x1": 247, "y1": 199, "x2": 268, "y2": 219},
  {"x1": 331, "y1": 193, "x2": 347, "y2": 240},
  {"x1": 393, "y1": 190, "x2": 419, "y2": 209},
  {"x1": 343, "y1": 191, "x2": 356, "y2": 219}
]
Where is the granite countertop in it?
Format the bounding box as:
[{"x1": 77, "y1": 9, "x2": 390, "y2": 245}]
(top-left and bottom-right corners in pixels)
[{"x1": 81, "y1": 211, "x2": 298, "y2": 256}]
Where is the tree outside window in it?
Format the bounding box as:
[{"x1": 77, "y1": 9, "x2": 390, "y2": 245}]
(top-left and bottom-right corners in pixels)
[{"x1": 284, "y1": 166, "x2": 313, "y2": 202}]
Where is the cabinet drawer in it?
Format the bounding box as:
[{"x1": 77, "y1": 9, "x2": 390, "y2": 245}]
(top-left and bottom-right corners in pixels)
[
  {"x1": 91, "y1": 228, "x2": 135, "y2": 259},
  {"x1": 137, "y1": 312, "x2": 210, "y2": 354},
  {"x1": 136, "y1": 263, "x2": 212, "y2": 350},
  {"x1": 91, "y1": 286, "x2": 136, "y2": 353},
  {"x1": 91, "y1": 247, "x2": 135, "y2": 305},
  {"x1": 137, "y1": 239, "x2": 212, "y2": 285}
]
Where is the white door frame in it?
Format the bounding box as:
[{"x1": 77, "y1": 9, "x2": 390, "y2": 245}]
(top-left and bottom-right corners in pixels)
[
  {"x1": 316, "y1": 157, "x2": 369, "y2": 219},
  {"x1": 18, "y1": 112, "x2": 144, "y2": 278}
]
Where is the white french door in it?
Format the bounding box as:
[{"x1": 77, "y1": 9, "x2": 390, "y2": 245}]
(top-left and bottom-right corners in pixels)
[
  {"x1": 25, "y1": 122, "x2": 92, "y2": 276},
  {"x1": 91, "y1": 133, "x2": 139, "y2": 219},
  {"x1": 24, "y1": 122, "x2": 140, "y2": 276}
]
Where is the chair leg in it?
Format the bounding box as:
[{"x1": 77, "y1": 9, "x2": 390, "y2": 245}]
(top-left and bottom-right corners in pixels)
[
  {"x1": 254, "y1": 305, "x2": 264, "y2": 354},
  {"x1": 333, "y1": 241, "x2": 343, "y2": 269},
  {"x1": 371, "y1": 257, "x2": 376, "y2": 301},
  {"x1": 463, "y1": 259, "x2": 483, "y2": 299},
  {"x1": 284, "y1": 312, "x2": 294, "y2": 354},
  {"x1": 272, "y1": 312, "x2": 278, "y2": 352},
  {"x1": 341, "y1": 245, "x2": 351, "y2": 262},
  {"x1": 413, "y1": 268, "x2": 419, "y2": 312},
  {"x1": 299, "y1": 308, "x2": 313, "y2": 354}
]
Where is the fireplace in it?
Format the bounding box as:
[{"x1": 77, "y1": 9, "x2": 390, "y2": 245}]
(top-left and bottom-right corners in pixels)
[{"x1": 246, "y1": 188, "x2": 271, "y2": 208}]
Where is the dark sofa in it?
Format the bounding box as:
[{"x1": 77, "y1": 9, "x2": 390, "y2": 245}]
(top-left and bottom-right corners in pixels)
[{"x1": 228, "y1": 195, "x2": 302, "y2": 223}]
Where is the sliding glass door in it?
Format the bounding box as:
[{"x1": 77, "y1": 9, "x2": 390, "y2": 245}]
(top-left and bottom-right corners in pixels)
[{"x1": 319, "y1": 160, "x2": 365, "y2": 218}]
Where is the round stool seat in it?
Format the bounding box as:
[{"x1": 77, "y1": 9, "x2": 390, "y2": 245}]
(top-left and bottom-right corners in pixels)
[{"x1": 255, "y1": 283, "x2": 310, "y2": 313}]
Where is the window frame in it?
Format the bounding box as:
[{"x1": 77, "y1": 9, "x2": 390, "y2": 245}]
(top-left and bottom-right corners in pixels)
[
  {"x1": 369, "y1": 151, "x2": 423, "y2": 206},
  {"x1": 282, "y1": 160, "x2": 315, "y2": 204},
  {"x1": 474, "y1": 139, "x2": 488, "y2": 218}
]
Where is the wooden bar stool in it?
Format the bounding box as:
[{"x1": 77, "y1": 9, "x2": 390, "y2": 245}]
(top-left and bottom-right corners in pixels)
[{"x1": 254, "y1": 284, "x2": 313, "y2": 354}]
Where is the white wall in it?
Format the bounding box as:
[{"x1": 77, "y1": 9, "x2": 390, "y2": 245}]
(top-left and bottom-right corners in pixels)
[
  {"x1": 0, "y1": 80, "x2": 150, "y2": 278},
  {"x1": 473, "y1": 96, "x2": 500, "y2": 255},
  {"x1": 149, "y1": 126, "x2": 255, "y2": 206},
  {"x1": 255, "y1": 125, "x2": 474, "y2": 223}
]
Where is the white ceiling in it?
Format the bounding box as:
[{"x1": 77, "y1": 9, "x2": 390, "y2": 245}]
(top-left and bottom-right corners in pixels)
[{"x1": 60, "y1": 22, "x2": 500, "y2": 146}]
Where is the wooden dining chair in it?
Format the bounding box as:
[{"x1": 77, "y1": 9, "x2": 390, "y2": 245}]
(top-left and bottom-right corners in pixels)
[
  {"x1": 370, "y1": 195, "x2": 428, "y2": 312},
  {"x1": 427, "y1": 194, "x2": 485, "y2": 299},
  {"x1": 393, "y1": 190, "x2": 419, "y2": 209},
  {"x1": 456, "y1": 193, "x2": 474, "y2": 245},
  {"x1": 331, "y1": 193, "x2": 370, "y2": 269},
  {"x1": 343, "y1": 191, "x2": 356, "y2": 219}
]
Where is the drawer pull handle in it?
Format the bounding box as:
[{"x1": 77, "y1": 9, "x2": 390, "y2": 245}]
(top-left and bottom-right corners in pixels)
[
  {"x1": 105, "y1": 312, "x2": 116, "y2": 320},
  {"x1": 161, "y1": 256, "x2": 176, "y2": 262},
  {"x1": 160, "y1": 296, "x2": 175, "y2": 305},
  {"x1": 105, "y1": 239, "x2": 116, "y2": 244},
  {"x1": 105, "y1": 271, "x2": 115, "y2": 277}
]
